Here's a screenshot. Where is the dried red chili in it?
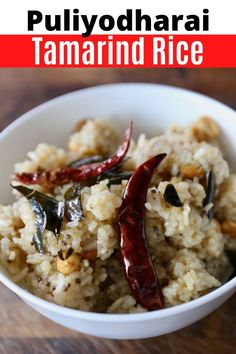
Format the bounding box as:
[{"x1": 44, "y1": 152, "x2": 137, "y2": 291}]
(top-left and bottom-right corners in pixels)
[
  {"x1": 15, "y1": 123, "x2": 132, "y2": 187},
  {"x1": 118, "y1": 153, "x2": 167, "y2": 310}
]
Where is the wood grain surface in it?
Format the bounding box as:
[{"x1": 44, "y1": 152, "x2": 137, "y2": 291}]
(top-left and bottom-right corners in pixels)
[{"x1": 0, "y1": 68, "x2": 235, "y2": 354}]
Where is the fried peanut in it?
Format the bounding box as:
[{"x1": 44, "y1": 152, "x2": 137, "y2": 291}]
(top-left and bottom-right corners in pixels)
[
  {"x1": 191, "y1": 116, "x2": 220, "y2": 142},
  {"x1": 56, "y1": 252, "x2": 80, "y2": 275},
  {"x1": 221, "y1": 220, "x2": 236, "y2": 240},
  {"x1": 180, "y1": 164, "x2": 205, "y2": 179}
]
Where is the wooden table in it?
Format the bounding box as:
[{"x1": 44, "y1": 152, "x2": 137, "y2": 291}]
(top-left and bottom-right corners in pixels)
[{"x1": 0, "y1": 68, "x2": 235, "y2": 354}]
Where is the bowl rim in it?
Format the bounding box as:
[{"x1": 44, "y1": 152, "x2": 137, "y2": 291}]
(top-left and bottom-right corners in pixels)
[{"x1": 0, "y1": 82, "x2": 235, "y2": 322}]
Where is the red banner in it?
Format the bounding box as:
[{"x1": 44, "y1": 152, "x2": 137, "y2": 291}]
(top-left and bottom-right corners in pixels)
[{"x1": 0, "y1": 34, "x2": 235, "y2": 67}]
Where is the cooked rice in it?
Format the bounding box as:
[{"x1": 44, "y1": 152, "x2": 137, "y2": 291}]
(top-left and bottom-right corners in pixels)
[{"x1": 0, "y1": 117, "x2": 235, "y2": 313}]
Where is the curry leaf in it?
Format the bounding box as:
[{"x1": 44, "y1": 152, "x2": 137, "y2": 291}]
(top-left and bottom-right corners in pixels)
[
  {"x1": 164, "y1": 184, "x2": 183, "y2": 207},
  {"x1": 203, "y1": 170, "x2": 215, "y2": 220},
  {"x1": 105, "y1": 172, "x2": 133, "y2": 186},
  {"x1": 11, "y1": 184, "x2": 64, "y2": 238},
  {"x1": 64, "y1": 183, "x2": 84, "y2": 222},
  {"x1": 29, "y1": 197, "x2": 46, "y2": 254}
]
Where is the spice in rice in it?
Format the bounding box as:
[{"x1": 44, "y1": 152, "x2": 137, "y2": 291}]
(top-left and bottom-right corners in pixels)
[{"x1": 0, "y1": 117, "x2": 235, "y2": 313}]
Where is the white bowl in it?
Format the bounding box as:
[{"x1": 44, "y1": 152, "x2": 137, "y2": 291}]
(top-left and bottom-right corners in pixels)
[{"x1": 0, "y1": 83, "x2": 235, "y2": 339}]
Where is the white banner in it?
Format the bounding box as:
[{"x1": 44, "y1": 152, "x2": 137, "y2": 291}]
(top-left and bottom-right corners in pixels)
[{"x1": 0, "y1": 0, "x2": 234, "y2": 34}]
